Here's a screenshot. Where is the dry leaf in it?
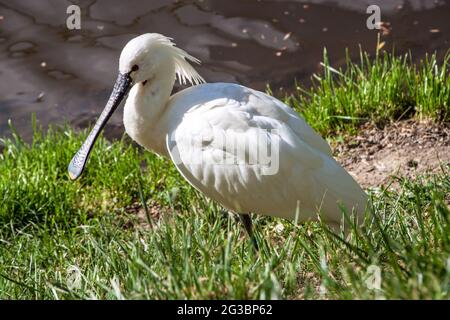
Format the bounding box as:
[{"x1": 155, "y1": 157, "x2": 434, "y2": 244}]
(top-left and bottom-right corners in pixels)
[{"x1": 377, "y1": 41, "x2": 386, "y2": 50}]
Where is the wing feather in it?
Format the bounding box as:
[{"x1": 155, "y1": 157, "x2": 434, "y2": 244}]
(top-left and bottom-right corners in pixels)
[{"x1": 166, "y1": 83, "x2": 366, "y2": 222}]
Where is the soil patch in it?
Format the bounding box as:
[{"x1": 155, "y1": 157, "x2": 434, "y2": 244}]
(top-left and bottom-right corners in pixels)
[
  {"x1": 121, "y1": 201, "x2": 164, "y2": 230},
  {"x1": 334, "y1": 120, "x2": 450, "y2": 188}
]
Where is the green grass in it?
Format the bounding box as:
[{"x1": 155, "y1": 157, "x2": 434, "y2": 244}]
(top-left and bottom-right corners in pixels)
[
  {"x1": 0, "y1": 50, "x2": 449, "y2": 299},
  {"x1": 286, "y1": 49, "x2": 449, "y2": 136}
]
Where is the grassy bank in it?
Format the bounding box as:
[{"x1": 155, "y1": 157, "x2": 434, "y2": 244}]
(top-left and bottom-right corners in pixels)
[
  {"x1": 0, "y1": 51, "x2": 449, "y2": 299},
  {"x1": 288, "y1": 50, "x2": 449, "y2": 136}
]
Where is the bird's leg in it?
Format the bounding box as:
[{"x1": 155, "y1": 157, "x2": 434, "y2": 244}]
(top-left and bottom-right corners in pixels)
[{"x1": 238, "y1": 214, "x2": 259, "y2": 252}]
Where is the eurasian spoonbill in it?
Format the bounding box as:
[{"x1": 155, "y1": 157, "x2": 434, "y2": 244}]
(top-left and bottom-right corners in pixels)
[{"x1": 69, "y1": 33, "x2": 368, "y2": 245}]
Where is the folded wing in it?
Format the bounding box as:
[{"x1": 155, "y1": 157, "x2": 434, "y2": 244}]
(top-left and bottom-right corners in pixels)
[{"x1": 166, "y1": 83, "x2": 367, "y2": 223}]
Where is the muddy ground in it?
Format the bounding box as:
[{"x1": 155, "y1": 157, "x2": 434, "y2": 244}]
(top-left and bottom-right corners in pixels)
[{"x1": 334, "y1": 120, "x2": 449, "y2": 188}]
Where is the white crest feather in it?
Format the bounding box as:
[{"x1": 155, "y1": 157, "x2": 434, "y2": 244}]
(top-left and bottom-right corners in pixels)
[
  {"x1": 172, "y1": 46, "x2": 206, "y2": 86},
  {"x1": 151, "y1": 34, "x2": 205, "y2": 86}
]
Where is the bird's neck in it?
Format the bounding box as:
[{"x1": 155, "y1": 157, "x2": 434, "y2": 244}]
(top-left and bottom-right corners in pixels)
[{"x1": 123, "y1": 61, "x2": 176, "y2": 156}]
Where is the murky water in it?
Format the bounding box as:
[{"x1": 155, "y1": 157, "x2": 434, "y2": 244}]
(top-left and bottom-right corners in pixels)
[{"x1": 0, "y1": 0, "x2": 449, "y2": 139}]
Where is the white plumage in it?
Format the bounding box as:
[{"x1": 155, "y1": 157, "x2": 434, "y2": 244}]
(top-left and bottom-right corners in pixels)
[{"x1": 119, "y1": 33, "x2": 368, "y2": 227}]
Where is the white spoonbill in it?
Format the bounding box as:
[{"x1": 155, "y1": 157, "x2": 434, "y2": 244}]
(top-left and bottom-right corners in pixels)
[{"x1": 69, "y1": 33, "x2": 368, "y2": 244}]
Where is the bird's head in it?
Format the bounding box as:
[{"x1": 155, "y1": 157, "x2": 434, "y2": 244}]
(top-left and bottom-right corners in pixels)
[
  {"x1": 68, "y1": 33, "x2": 204, "y2": 180},
  {"x1": 119, "y1": 33, "x2": 204, "y2": 85}
]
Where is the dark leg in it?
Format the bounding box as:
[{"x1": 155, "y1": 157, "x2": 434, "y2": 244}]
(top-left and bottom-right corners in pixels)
[{"x1": 239, "y1": 214, "x2": 259, "y2": 252}]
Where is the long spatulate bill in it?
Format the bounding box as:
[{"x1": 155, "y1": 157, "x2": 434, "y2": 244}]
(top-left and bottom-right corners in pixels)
[{"x1": 68, "y1": 72, "x2": 132, "y2": 180}]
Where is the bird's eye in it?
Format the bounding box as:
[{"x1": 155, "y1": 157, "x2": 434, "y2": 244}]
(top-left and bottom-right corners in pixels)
[{"x1": 131, "y1": 64, "x2": 139, "y2": 72}]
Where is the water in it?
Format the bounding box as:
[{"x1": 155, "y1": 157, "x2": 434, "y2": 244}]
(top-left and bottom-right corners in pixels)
[{"x1": 0, "y1": 0, "x2": 448, "y2": 139}]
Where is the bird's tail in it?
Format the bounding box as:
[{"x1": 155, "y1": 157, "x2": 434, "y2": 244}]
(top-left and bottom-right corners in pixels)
[{"x1": 314, "y1": 158, "x2": 369, "y2": 229}]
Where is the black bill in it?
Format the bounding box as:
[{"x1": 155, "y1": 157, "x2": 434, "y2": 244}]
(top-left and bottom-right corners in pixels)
[{"x1": 68, "y1": 72, "x2": 132, "y2": 180}]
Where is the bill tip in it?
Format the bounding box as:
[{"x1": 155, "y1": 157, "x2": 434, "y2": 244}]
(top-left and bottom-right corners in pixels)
[
  {"x1": 68, "y1": 171, "x2": 78, "y2": 181},
  {"x1": 68, "y1": 165, "x2": 81, "y2": 181}
]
